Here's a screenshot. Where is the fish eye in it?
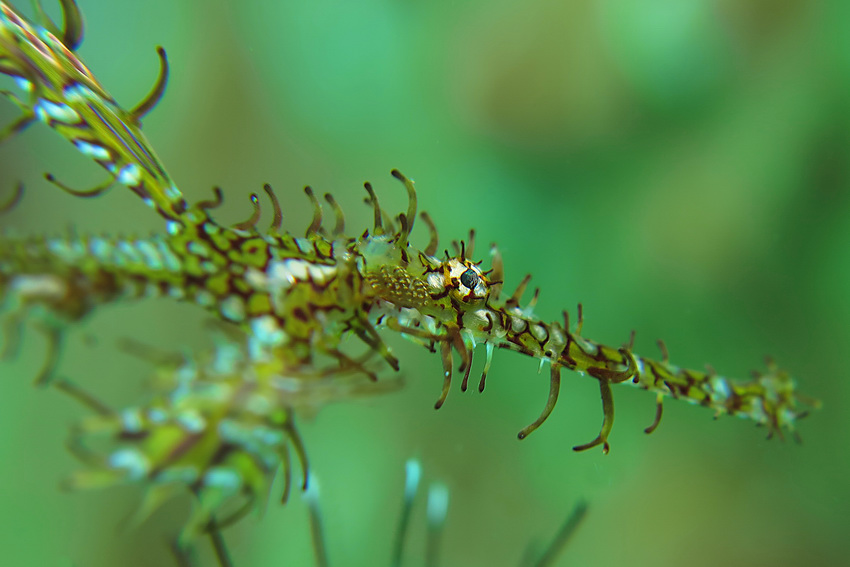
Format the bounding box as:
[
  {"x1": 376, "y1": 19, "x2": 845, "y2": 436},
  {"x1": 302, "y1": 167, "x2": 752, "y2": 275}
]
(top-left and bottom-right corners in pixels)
[
  {"x1": 443, "y1": 259, "x2": 488, "y2": 305},
  {"x1": 460, "y1": 268, "x2": 479, "y2": 290}
]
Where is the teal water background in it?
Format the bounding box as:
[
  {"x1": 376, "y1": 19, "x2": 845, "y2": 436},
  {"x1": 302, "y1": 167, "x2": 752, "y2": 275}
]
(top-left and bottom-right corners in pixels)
[{"x1": 0, "y1": 0, "x2": 848, "y2": 565}]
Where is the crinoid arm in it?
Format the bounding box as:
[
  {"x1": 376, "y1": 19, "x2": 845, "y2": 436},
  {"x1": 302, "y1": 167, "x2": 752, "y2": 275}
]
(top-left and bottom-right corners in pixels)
[
  {"x1": 58, "y1": 326, "x2": 402, "y2": 546},
  {"x1": 0, "y1": 0, "x2": 188, "y2": 219},
  {"x1": 0, "y1": 236, "x2": 100, "y2": 385},
  {"x1": 60, "y1": 337, "x2": 309, "y2": 543}
]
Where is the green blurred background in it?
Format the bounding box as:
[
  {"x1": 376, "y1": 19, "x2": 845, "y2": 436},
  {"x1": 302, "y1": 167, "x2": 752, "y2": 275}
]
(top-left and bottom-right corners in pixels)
[{"x1": 1, "y1": 0, "x2": 849, "y2": 565}]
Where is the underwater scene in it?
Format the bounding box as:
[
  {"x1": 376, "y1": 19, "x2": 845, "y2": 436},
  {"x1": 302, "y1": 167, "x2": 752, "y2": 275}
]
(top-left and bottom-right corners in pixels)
[{"x1": 1, "y1": 1, "x2": 848, "y2": 566}]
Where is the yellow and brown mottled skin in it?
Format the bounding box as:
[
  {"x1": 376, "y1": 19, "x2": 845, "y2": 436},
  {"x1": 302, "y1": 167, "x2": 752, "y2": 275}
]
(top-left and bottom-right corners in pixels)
[{"x1": 0, "y1": 0, "x2": 818, "y2": 462}]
